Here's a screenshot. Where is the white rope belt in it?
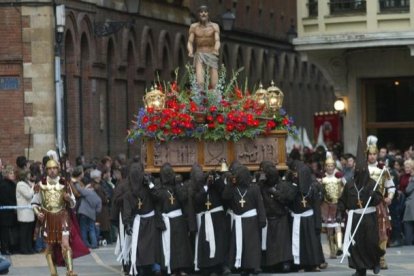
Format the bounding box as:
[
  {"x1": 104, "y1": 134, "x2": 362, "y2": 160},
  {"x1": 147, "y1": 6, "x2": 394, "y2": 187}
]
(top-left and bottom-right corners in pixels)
[
  {"x1": 129, "y1": 210, "x2": 155, "y2": 275},
  {"x1": 162, "y1": 209, "x2": 183, "y2": 274},
  {"x1": 194, "y1": 206, "x2": 224, "y2": 270},
  {"x1": 291, "y1": 209, "x2": 314, "y2": 264},
  {"x1": 234, "y1": 209, "x2": 258, "y2": 268},
  {"x1": 343, "y1": 206, "x2": 376, "y2": 257}
]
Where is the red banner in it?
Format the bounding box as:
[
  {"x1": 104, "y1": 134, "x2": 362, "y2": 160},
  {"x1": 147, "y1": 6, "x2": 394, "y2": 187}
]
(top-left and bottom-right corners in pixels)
[{"x1": 314, "y1": 112, "x2": 342, "y2": 147}]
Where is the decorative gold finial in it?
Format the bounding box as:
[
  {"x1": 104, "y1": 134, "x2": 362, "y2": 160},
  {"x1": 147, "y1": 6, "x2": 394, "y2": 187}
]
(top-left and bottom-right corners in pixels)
[
  {"x1": 143, "y1": 85, "x2": 165, "y2": 111},
  {"x1": 266, "y1": 80, "x2": 284, "y2": 113},
  {"x1": 254, "y1": 82, "x2": 267, "y2": 108}
]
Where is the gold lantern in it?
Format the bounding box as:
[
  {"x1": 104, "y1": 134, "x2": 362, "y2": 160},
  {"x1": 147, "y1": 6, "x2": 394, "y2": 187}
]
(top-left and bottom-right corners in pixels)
[
  {"x1": 254, "y1": 83, "x2": 267, "y2": 108},
  {"x1": 143, "y1": 85, "x2": 165, "y2": 111},
  {"x1": 266, "y1": 81, "x2": 284, "y2": 113}
]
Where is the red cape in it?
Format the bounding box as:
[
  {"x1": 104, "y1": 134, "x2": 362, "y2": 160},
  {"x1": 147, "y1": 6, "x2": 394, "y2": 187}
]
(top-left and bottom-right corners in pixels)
[{"x1": 53, "y1": 210, "x2": 90, "y2": 266}]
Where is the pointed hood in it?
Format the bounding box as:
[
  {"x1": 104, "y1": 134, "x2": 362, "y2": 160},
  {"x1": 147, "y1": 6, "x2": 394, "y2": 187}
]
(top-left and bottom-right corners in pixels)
[
  {"x1": 234, "y1": 165, "x2": 251, "y2": 188},
  {"x1": 355, "y1": 137, "x2": 367, "y2": 171},
  {"x1": 160, "y1": 162, "x2": 176, "y2": 186},
  {"x1": 354, "y1": 137, "x2": 370, "y2": 187},
  {"x1": 302, "y1": 127, "x2": 314, "y2": 150},
  {"x1": 128, "y1": 162, "x2": 144, "y2": 196},
  {"x1": 190, "y1": 163, "x2": 205, "y2": 189}
]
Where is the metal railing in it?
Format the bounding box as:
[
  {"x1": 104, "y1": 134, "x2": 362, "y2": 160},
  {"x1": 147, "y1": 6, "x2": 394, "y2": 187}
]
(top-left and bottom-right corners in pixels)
[
  {"x1": 329, "y1": 0, "x2": 367, "y2": 14},
  {"x1": 379, "y1": 0, "x2": 410, "y2": 12}
]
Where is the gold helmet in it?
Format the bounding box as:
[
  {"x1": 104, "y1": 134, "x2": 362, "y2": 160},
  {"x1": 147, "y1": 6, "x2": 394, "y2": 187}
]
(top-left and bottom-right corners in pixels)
[
  {"x1": 46, "y1": 159, "x2": 59, "y2": 169},
  {"x1": 366, "y1": 135, "x2": 378, "y2": 154}
]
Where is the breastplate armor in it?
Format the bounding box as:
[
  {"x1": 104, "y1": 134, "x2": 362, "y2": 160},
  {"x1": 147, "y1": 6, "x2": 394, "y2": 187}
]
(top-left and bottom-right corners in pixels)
[
  {"x1": 40, "y1": 177, "x2": 66, "y2": 213},
  {"x1": 369, "y1": 166, "x2": 387, "y2": 196},
  {"x1": 321, "y1": 175, "x2": 342, "y2": 204}
]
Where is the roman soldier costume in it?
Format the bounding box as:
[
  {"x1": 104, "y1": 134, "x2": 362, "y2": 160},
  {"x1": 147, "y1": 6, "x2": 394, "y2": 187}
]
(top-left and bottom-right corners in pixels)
[
  {"x1": 32, "y1": 159, "x2": 77, "y2": 276},
  {"x1": 320, "y1": 153, "x2": 344, "y2": 258},
  {"x1": 366, "y1": 135, "x2": 395, "y2": 269}
]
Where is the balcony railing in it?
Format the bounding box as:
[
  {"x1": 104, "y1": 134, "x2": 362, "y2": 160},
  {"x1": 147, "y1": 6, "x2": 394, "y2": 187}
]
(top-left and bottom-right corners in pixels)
[
  {"x1": 379, "y1": 0, "x2": 410, "y2": 12},
  {"x1": 308, "y1": 0, "x2": 318, "y2": 17},
  {"x1": 329, "y1": 0, "x2": 367, "y2": 14}
]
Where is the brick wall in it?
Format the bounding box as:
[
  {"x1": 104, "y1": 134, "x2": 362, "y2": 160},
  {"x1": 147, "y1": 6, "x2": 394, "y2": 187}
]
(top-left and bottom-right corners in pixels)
[{"x1": 0, "y1": 7, "x2": 26, "y2": 166}]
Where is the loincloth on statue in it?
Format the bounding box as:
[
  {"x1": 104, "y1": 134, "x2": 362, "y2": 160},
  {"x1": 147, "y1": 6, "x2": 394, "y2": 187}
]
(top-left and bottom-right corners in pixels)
[
  {"x1": 194, "y1": 52, "x2": 219, "y2": 69},
  {"x1": 42, "y1": 209, "x2": 71, "y2": 244},
  {"x1": 376, "y1": 201, "x2": 391, "y2": 242}
]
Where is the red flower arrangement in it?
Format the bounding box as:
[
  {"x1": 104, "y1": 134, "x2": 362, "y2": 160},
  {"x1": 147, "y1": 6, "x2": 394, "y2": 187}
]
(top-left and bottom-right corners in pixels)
[{"x1": 127, "y1": 66, "x2": 297, "y2": 143}]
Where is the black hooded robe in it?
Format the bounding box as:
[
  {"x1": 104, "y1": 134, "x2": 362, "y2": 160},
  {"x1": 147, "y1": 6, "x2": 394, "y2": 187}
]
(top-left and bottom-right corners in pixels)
[
  {"x1": 123, "y1": 163, "x2": 161, "y2": 269},
  {"x1": 337, "y1": 178, "x2": 384, "y2": 271},
  {"x1": 260, "y1": 179, "x2": 295, "y2": 266},
  {"x1": 222, "y1": 167, "x2": 266, "y2": 271},
  {"x1": 288, "y1": 165, "x2": 325, "y2": 268},
  {"x1": 193, "y1": 177, "x2": 227, "y2": 270},
  {"x1": 150, "y1": 164, "x2": 193, "y2": 273}
]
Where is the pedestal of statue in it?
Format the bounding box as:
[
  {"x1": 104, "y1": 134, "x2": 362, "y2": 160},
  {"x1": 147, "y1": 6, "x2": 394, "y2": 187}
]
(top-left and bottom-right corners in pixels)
[{"x1": 142, "y1": 130, "x2": 288, "y2": 172}]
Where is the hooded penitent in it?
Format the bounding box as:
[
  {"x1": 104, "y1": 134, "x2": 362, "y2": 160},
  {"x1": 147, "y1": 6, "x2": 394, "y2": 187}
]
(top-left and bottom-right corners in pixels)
[
  {"x1": 128, "y1": 162, "x2": 144, "y2": 196},
  {"x1": 355, "y1": 137, "x2": 370, "y2": 189},
  {"x1": 297, "y1": 162, "x2": 312, "y2": 194},
  {"x1": 190, "y1": 163, "x2": 205, "y2": 190},
  {"x1": 160, "y1": 163, "x2": 175, "y2": 186},
  {"x1": 260, "y1": 160, "x2": 279, "y2": 186},
  {"x1": 234, "y1": 165, "x2": 252, "y2": 188}
]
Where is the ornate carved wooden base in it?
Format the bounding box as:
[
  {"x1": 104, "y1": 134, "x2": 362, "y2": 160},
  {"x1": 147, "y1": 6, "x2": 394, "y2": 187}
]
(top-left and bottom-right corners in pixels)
[{"x1": 142, "y1": 130, "x2": 288, "y2": 172}]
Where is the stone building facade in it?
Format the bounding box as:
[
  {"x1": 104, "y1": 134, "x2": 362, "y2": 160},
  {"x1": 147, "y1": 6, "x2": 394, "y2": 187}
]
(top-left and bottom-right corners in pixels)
[{"x1": 0, "y1": 0, "x2": 334, "y2": 164}]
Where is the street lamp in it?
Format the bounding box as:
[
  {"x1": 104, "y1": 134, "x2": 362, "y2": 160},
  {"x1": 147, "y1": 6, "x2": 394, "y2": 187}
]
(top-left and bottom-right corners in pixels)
[
  {"x1": 221, "y1": 9, "x2": 236, "y2": 31},
  {"x1": 334, "y1": 98, "x2": 346, "y2": 115},
  {"x1": 94, "y1": 0, "x2": 139, "y2": 37}
]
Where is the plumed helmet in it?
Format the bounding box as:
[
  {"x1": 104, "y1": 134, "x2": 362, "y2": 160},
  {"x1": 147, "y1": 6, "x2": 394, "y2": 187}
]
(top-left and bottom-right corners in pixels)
[
  {"x1": 325, "y1": 151, "x2": 336, "y2": 166},
  {"x1": 366, "y1": 135, "x2": 378, "y2": 155},
  {"x1": 45, "y1": 159, "x2": 59, "y2": 169}
]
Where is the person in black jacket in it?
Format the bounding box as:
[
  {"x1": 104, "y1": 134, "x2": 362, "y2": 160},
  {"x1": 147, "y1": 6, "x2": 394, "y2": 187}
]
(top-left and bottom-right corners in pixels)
[{"x1": 0, "y1": 165, "x2": 17, "y2": 255}]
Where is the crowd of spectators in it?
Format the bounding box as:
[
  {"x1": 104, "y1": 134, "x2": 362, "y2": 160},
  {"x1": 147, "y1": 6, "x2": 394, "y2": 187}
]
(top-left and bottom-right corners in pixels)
[{"x1": 0, "y1": 152, "x2": 129, "y2": 258}]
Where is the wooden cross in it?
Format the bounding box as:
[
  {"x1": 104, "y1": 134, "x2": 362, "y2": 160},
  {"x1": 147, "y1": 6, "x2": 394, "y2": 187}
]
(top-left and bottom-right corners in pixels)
[
  {"x1": 205, "y1": 200, "x2": 212, "y2": 210},
  {"x1": 169, "y1": 193, "x2": 175, "y2": 205},
  {"x1": 137, "y1": 198, "x2": 143, "y2": 209},
  {"x1": 301, "y1": 197, "x2": 307, "y2": 207},
  {"x1": 357, "y1": 199, "x2": 363, "y2": 209},
  {"x1": 239, "y1": 198, "x2": 246, "y2": 208}
]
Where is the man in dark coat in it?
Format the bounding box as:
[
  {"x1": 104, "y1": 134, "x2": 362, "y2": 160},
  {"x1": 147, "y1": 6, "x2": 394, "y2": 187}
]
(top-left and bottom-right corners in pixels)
[
  {"x1": 191, "y1": 164, "x2": 226, "y2": 276},
  {"x1": 337, "y1": 138, "x2": 384, "y2": 276},
  {"x1": 0, "y1": 165, "x2": 17, "y2": 255},
  {"x1": 123, "y1": 162, "x2": 161, "y2": 275},
  {"x1": 149, "y1": 163, "x2": 193, "y2": 275},
  {"x1": 223, "y1": 165, "x2": 266, "y2": 276},
  {"x1": 288, "y1": 161, "x2": 325, "y2": 272},
  {"x1": 258, "y1": 161, "x2": 294, "y2": 272}
]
